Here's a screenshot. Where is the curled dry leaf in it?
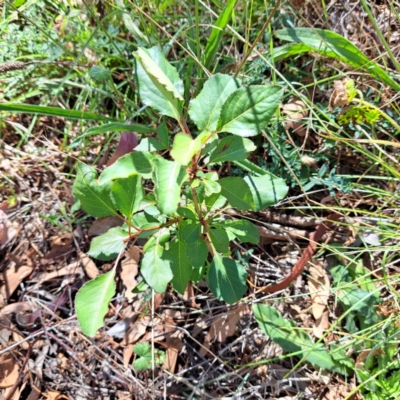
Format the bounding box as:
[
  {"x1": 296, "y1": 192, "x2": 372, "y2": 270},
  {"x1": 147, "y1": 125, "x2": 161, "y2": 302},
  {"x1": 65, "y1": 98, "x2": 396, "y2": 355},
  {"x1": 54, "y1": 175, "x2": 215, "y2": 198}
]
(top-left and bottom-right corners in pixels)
[
  {"x1": 120, "y1": 253, "x2": 139, "y2": 301},
  {"x1": 200, "y1": 305, "x2": 250, "y2": 356},
  {"x1": 78, "y1": 251, "x2": 100, "y2": 279},
  {"x1": 0, "y1": 353, "x2": 19, "y2": 388},
  {"x1": 162, "y1": 332, "x2": 184, "y2": 373},
  {"x1": 313, "y1": 310, "x2": 330, "y2": 339},
  {"x1": 308, "y1": 263, "x2": 330, "y2": 320},
  {"x1": 0, "y1": 265, "x2": 33, "y2": 300},
  {"x1": 282, "y1": 98, "x2": 308, "y2": 137},
  {"x1": 44, "y1": 233, "x2": 73, "y2": 260}
]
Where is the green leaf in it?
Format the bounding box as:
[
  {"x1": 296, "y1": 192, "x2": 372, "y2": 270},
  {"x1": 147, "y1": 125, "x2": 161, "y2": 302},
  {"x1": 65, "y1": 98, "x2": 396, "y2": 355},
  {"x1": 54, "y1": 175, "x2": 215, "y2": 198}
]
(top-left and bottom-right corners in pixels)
[
  {"x1": 110, "y1": 174, "x2": 144, "y2": 219},
  {"x1": 274, "y1": 28, "x2": 400, "y2": 91},
  {"x1": 135, "y1": 47, "x2": 184, "y2": 120},
  {"x1": 179, "y1": 221, "x2": 201, "y2": 243},
  {"x1": 0, "y1": 103, "x2": 116, "y2": 122},
  {"x1": 217, "y1": 85, "x2": 283, "y2": 136},
  {"x1": 218, "y1": 177, "x2": 254, "y2": 211},
  {"x1": 203, "y1": 1, "x2": 238, "y2": 70},
  {"x1": 170, "y1": 133, "x2": 202, "y2": 165},
  {"x1": 209, "y1": 227, "x2": 230, "y2": 253},
  {"x1": 223, "y1": 219, "x2": 260, "y2": 243},
  {"x1": 157, "y1": 122, "x2": 170, "y2": 148},
  {"x1": 133, "y1": 342, "x2": 165, "y2": 371},
  {"x1": 141, "y1": 244, "x2": 173, "y2": 293},
  {"x1": 135, "y1": 137, "x2": 166, "y2": 152},
  {"x1": 75, "y1": 270, "x2": 116, "y2": 337},
  {"x1": 205, "y1": 193, "x2": 227, "y2": 213},
  {"x1": 88, "y1": 227, "x2": 128, "y2": 260},
  {"x1": 243, "y1": 174, "x2": 288, "y2": 211},
  {"x1": 189, "y1": 74, "x2": 240, "y2": 132},
  {"x1": 73, "y1": 163, "x2": 118, "y2": 218},
  {"x1": 167, "y1": 240, "x2": 193, "y2": 295},
  {"x1": 177, "y1": 206, "x2": 197, "y2": 220},
  {"x1": 186, "y1": 238, "x2": 208, "y2": 268},
  {"x1": 253, "y1": 304, "x2": 339, "y2": 372},
  {"x1": 152, "y1": 157, "x2": 188, "y2": 215},
  {"x1": 99, "y1": 151, "x2": 153, "y2": 184},
  {"x1": 143, "y1": 228, "x2": 170, "y2": 253},
  {"x1": 202, "y1": 179, "x2": 221, "y2": 196},
  {"x1": 90, "y1": 65, "x2": 112, "y2": 82},
  {"x1": 207, "y1": 254, "x2": 247, "y2": 304},
  {"x1": 209, "y1": 136, "x2": 256, "y2": 163}
]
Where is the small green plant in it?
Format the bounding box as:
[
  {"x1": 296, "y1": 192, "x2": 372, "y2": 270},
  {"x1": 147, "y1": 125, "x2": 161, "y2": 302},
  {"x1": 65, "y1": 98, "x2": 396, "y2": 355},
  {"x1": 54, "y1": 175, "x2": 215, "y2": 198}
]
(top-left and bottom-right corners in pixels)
[
  {"x1": 73, "y1": 46, "x2": 288, "y2": 337},
  {"x1": 133, "y1": 342, "x2": 165, "y2": 371}
]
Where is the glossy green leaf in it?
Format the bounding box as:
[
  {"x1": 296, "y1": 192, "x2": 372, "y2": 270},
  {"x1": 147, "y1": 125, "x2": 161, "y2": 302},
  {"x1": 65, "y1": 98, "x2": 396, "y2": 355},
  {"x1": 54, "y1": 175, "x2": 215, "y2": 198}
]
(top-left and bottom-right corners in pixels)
[
  {"x1": 205, "y1": 193, "x2": 227, "y2": 213},
  {"x1": 135, "y1": 137, "x2": 167, "y2": 152},
  {"x1": 275, "y1": 28, "x2": 400, "y2": 91},
  {"x1": 152, "y1": 157, "x2": 187, "y2": 215},
  {"x1": 167, "y1": 240, "x2": 193, "y2": 295},
  {"x1": 98, "y1": 151, "x2": 153, "y2": 184},
  {"x1": 143, "y1": 228, "x2": 170, "y2": 253},
  {"x1": 209, "y1": 136, "x2": 256, "y2": 163},
  {"x1": 209, "y1": 227, "x2": 230, "y2": 253},
  {"x1": 110, "y1": 174, "x2": 144, "y2": 219},
  {"x1": 157, "y1": 122, "x2": 170, "y2": 148},
  {"x1": 75, "y1": 270, "x2": 116, "y2": 337},
  {"x1": 217, "y1": 86, "x2": 283, "y2": 136},
  {"x1": 218, "y1": 177, "x2": 254, "y2": 211},
  {"x1": 179, "y1": 221, "x2": 201, "y2": 243},
  {"x1": 73, "y1": 163, "x2": 118, "y2": 218},
  {"x1": 185, "y1": 238, "x2": 208, "y2": 268},
  {"x1": 141, "y1": 244, "x2": 173, "y2": 293},
  {"x1": 189, "y1": 74, "x2": 240, "y2": 131},
  {"x1": 207, "y1": 254, "x2": 247, "y2": 304},
  {"x1": 253, "y1": 304, "x2": 340, "y2": 372},
  {"x1": 170, "y1": 133, "x2": 202, "y2": 165},
  {"x1": 0, "y1": 103, "x2": 116, "y2": 121},
  {"x1": 135, "y1": 47, "x2": 184, "y2": 120},
  {"x1": 88, "y1": 227, "x2": 128, "y2": 260},
  {"x1": 202, "y1": 179, "x2": 221, "y2": 196},
  {"x1": 177, "y1": 206, "x2": 197, "y2": 220},
  {"x1": 203, "y1": 1, "x2": 238, "y2": 70},
  {"x1": 243, "y1": 175, "x2": 288, "y2": 211},
  {"x1": 223, "y1": 219, "x2": 260, "y2": 243}
]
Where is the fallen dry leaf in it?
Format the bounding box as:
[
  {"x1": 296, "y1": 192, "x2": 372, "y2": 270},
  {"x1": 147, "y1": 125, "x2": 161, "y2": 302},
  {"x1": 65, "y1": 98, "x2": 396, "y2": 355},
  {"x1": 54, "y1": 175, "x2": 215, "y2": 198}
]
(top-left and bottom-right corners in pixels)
[
  {"x1": 308, "y1": 263, "x2": 330, "y2": 320},
  {"x1": 313, "y1": 310, "x2": 330, "y2": 338},
  {"x1": 122, "y1": 315, "x2": 152, "y2": 345},
  {"x1": 0, "y1": 353, "x2": 19, "y2": 388},
  {"x1": 120, "y1": 254, "x2": 138, "y2": 301},
  {"x1": 34, "y1": 262, "x2": 83, "y2": 284},
  {"x1": 126, "y1": 245, "x2": 141, "y2": 263},
  {"x1": 43, "y1": 233, "x2": 73, "y2": 260},
  {"x1": 200, "y1": 305, "x2": 250, "y2": 356},
  {"x1": 282, "y1": 98, "x2": 308, "y2": 137},
  {"x1": 88, "y1": 216, "x2": 123, "y2": 237},
  {"x1": 162, "y1": 332, "x2": 184, "y2": 373},
  {"x1": 355, "y1": 348, "x2": 385, "y2": 369},
  {"x1": 0, "y1": 265, "x2": 33, "y2": 300},
  {"x1": 0, "y1": 302, "x2": 33, "y2": 317},
  {"x1": 0, "y1": 208, "x2": 19, "y2": 250},
  {"x1": 78, "y1": 251, "x2": 99, "y2": 279}
]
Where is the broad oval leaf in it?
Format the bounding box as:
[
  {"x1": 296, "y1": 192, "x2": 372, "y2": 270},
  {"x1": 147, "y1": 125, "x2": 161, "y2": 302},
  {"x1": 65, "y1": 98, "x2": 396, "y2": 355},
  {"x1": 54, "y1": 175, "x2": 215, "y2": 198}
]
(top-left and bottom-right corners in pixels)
[
  {"x1": 243, "y1": 174, "x2": 288, "y2": 211},
  {"x1": 152, "y1": 157, "x2": 188, "y2": 215},
  {"x1": 179, "y1": 221, "x2": 201, "y2": 243},
  {"x1": 75, "y1": 270, "x2": 116, "y2": 337},
  {"x1": 170, "y1": 133, "x2": 202, "y2": 165},
  {"x1": 141, "y1": 244, "x2": 173, "y2": 293},
  {"x1": 166, "y1": 240, "x2": 193, "y2": 295},
  {"x1": 111, "y1": 174, "x2": 144, "y2": 219},
  {"x1": 73, "y1": 163, "x2": 118, "y2": 218},
  {"x1": 223, "y1": 219, "x2": 260, "y2": 244},
  {"x1": 209, "y1": 136, "x2": 256, "y2": 163},
  {"x1": 135, "y1": 46, "x2": 184, "y2": 120},
  {"x1": 253, "y1": 304, "x2": 341, "y2": 373},
  {"x1": 185, "y1": 238, "x2": 208, "y2": 268},
  {"x1": 189, "y1": 73, "x2": 240, "y2": 132},
  {"x1": 207, "y1": 254, "x2": 247, "y2": 304},
  {"x1": 88, "y1": 227, "x2": 129, "y2": 261},
  {"x1": 218, "y1": 177, "x2": 254, "y2": 211},
  {"x1": 209, "y1": 227, "x2": 230, "y2": 253},
  {"x1": 217, "y1": 85, "x2": 283, "y2": 136},
  {"x1": 98, "y1": 151, "x2": 153, "y2": 184}
]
